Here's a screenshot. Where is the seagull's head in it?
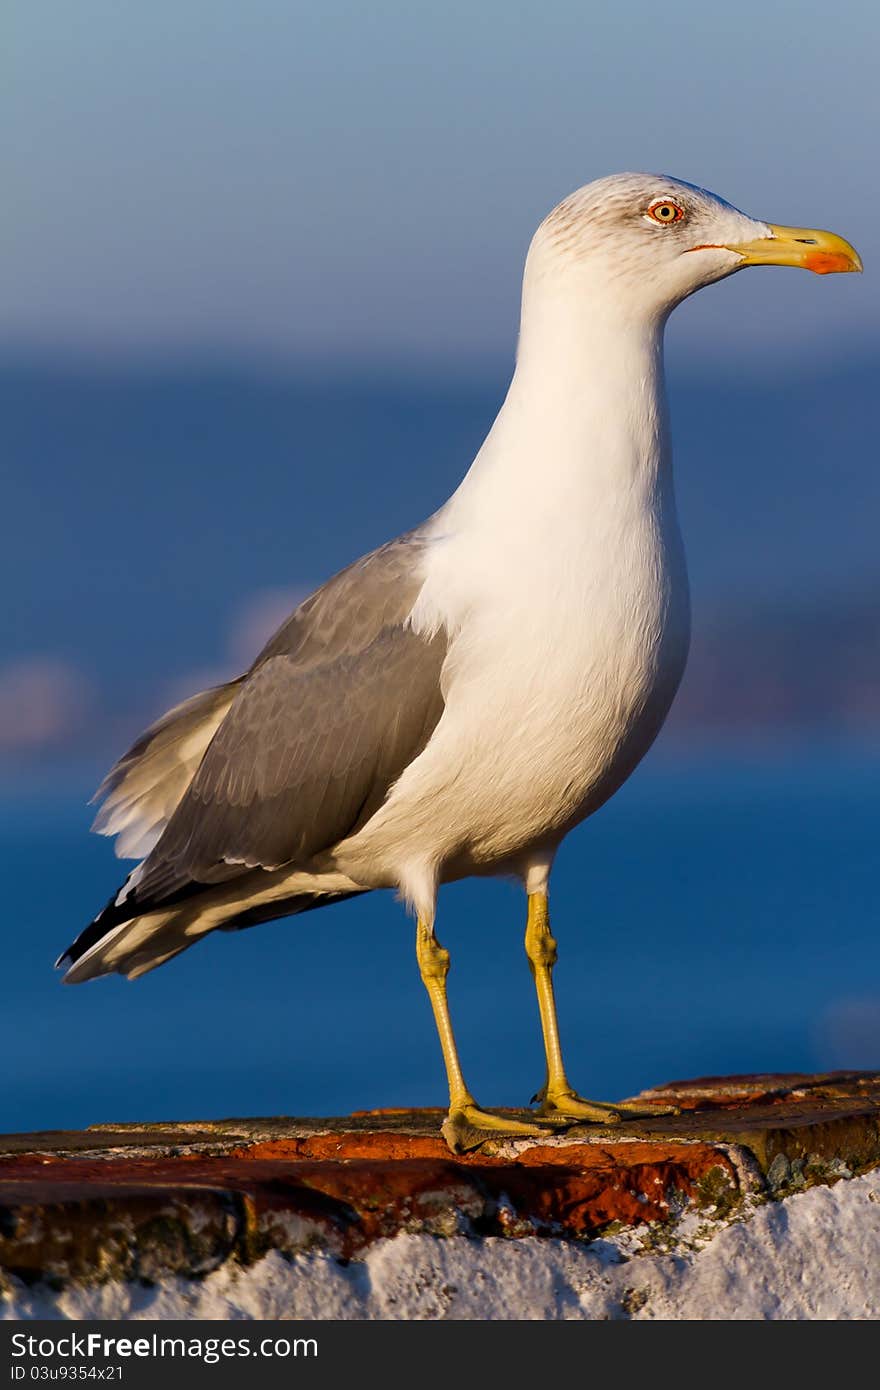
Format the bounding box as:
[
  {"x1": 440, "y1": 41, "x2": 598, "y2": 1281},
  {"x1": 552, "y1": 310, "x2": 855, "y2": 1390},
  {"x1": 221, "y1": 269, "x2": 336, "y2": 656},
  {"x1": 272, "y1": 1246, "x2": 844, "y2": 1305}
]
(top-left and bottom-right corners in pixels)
[{"x1": 528, "y1": 172, "x2": 862, "y2": 325}]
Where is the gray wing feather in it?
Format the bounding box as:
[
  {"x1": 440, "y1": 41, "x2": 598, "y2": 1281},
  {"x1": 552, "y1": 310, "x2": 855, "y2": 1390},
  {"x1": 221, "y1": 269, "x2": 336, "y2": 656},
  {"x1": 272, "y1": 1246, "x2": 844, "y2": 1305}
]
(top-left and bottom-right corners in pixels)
[
  {"x1": 90, "y1": 681, "x2": 242, "y2": 860},
  {"x1": 129, "y1": 533, "x2": 446, "y2": 905}
]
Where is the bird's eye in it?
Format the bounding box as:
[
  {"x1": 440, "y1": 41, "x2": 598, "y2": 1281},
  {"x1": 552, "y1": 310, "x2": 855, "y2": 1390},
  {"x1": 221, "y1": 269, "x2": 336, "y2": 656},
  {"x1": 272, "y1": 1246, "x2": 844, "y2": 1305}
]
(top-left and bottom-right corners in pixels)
[{"x1": 646, "y1": 200, "x2": 685, "y2": 226}]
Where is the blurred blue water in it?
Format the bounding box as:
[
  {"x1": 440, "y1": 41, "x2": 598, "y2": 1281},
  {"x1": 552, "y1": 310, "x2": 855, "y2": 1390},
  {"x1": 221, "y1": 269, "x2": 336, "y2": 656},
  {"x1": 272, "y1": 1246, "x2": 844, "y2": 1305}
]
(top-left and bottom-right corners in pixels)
[{"x1": 3, "y1": 746, "x2": 879, "y2": 1135}]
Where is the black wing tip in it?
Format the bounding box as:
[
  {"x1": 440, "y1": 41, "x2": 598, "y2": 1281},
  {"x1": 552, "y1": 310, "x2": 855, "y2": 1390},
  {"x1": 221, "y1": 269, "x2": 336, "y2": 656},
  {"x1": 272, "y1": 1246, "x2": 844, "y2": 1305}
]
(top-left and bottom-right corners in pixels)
[
  {"x1": 61, "y1": 869, "x2": 209, "y2": 980},
  {"x1": 58, "y1": 887, "x2": 138, "y2": 976}
]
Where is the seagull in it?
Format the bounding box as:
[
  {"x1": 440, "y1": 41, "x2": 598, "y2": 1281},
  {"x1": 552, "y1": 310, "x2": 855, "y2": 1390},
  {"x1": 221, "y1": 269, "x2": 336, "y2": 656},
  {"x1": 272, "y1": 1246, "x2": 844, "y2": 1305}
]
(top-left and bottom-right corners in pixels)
[{"x1": 58, "y1": 174, "x2": 861, "y2": 1151}]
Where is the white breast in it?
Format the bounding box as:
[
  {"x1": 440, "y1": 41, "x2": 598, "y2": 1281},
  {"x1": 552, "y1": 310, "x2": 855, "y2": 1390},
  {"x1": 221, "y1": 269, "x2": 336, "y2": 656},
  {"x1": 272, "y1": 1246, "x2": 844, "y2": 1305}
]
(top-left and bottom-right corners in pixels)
[{"x1": 405, "y1": 469, "x2": 688, "y2": 857}]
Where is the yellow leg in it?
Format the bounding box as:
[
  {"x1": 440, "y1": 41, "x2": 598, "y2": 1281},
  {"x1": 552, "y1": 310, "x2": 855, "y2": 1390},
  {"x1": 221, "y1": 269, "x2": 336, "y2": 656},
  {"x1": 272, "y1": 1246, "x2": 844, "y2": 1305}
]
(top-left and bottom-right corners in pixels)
[
  {"x1": 525, "y1": 892, "x2": 677, "y2": 1122},
  {"x1": 416, "y1": 919, "x2": 545, "y2": 1152}
]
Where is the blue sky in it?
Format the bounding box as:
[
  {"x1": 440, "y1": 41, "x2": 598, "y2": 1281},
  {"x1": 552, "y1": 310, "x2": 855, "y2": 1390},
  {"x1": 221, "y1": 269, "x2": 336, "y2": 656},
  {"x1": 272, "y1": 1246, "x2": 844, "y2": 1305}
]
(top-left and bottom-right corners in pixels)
[{"x1": 7, "y1": 0, "x2": 877, "y2": 367}]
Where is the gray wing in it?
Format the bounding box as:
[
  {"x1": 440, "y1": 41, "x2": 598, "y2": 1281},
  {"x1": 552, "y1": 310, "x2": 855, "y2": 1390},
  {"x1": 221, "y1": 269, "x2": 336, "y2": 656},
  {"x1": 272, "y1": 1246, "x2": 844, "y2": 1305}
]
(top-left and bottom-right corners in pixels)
[{"x1": 128, "y1": 531, "x2": 447, "y2": 906}]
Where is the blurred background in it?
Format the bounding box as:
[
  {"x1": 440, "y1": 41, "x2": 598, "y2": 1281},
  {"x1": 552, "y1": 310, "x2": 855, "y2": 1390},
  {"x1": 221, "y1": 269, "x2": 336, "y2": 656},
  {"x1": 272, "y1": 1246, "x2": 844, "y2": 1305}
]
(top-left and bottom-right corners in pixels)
[{"x1": 4, "y1": 0, "x2": 879, "y2": 1132}]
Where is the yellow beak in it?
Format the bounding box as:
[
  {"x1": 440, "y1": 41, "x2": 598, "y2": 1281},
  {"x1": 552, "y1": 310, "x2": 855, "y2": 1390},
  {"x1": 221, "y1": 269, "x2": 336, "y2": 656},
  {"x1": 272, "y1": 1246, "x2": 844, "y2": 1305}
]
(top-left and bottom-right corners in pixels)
[{"x1": 720, "y1": 223, "x2": 863, "y2": 275}]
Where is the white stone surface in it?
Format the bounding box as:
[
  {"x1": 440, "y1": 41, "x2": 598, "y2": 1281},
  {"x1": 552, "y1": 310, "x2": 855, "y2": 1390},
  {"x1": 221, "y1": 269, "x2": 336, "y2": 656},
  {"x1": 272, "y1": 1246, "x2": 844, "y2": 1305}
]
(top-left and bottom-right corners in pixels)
[{"x1": 3, "y1": 1171, "x2": 879, "y2": 1321}]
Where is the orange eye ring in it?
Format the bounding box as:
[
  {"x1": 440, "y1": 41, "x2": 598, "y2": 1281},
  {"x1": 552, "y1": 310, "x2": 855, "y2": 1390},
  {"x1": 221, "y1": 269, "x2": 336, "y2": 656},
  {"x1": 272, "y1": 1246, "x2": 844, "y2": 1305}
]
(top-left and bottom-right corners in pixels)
[{"x1": 647, "y1": 200, "x2": 685, "y2": 226}]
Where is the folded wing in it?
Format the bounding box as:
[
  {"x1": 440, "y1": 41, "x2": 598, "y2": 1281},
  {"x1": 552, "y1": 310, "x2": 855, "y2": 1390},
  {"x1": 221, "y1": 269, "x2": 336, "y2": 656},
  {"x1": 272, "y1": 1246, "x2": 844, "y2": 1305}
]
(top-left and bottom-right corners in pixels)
[{"x1": 91, "y1": 531, "x2": 448, "y2": 916}]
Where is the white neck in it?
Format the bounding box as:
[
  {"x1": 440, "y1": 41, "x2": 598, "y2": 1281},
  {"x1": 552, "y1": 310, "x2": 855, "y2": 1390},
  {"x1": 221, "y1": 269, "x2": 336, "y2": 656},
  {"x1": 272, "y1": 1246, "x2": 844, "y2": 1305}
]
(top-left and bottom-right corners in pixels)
[{"x1": 442, "y1": 260, "x2": 672, "y2": 532}]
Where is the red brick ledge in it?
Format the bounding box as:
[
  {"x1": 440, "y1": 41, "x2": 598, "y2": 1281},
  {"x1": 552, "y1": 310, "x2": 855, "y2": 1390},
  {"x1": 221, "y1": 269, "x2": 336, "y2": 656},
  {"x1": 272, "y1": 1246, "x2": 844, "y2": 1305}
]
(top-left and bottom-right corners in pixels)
[{"x1": 1, "y1": 1072, "x2": 877, "y2": 1288}]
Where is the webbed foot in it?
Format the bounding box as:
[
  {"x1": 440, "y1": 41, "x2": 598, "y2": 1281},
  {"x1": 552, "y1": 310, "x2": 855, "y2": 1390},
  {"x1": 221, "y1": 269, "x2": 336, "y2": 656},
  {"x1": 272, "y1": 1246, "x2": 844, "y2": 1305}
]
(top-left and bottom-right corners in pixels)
[
  {"x1": 442, "y1": 1103, "x2": 553, "y2": 1153},
  {"x1": 535, "y1": 1088, "x2": 679, "y2": 1124}
]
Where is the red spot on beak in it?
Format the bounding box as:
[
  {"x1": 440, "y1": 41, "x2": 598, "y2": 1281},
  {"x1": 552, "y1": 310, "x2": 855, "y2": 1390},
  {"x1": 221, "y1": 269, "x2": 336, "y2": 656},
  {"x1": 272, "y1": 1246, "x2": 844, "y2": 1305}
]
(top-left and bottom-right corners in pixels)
[{"x1": 802, "y1": 250, "x2": 857, "y2": 275}]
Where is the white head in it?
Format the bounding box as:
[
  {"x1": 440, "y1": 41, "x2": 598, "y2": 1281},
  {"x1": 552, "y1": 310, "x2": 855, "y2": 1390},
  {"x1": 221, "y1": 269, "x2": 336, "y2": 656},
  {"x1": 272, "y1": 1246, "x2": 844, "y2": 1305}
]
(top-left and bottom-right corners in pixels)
[{"x1": 525, "y1": 172, "x2": 861, "y2": 330}]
